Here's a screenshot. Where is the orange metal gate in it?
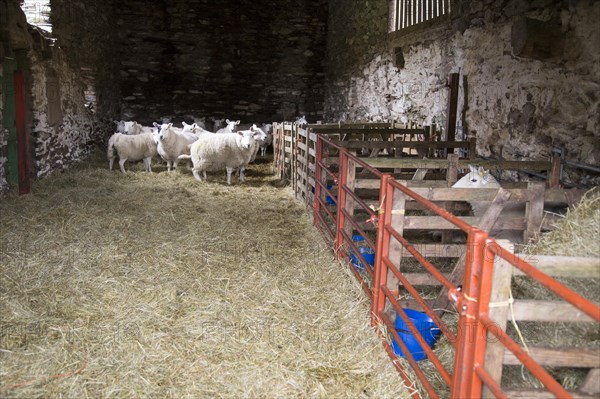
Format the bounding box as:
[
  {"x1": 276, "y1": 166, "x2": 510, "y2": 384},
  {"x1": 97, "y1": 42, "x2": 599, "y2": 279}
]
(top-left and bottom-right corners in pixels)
[{"x1": 312, "y1": 134, "x2": 600, "y2": 398}]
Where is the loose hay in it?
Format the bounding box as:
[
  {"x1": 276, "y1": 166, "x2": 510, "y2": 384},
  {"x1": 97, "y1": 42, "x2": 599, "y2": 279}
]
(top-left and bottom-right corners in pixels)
[{"x1": 0, "y1": 152, "x2": 411, "y2": 398}]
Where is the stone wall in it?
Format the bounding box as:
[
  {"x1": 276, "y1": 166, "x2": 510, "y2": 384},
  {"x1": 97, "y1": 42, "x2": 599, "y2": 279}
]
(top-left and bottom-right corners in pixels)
[
  {"x1": 0, "y1": 0, "x2": 118, "y2": 197},
  {"x1": 116, "y1": 0, "x2": 328, "y2": 125},
  {"x1": 325, "y1": 0, "x2": 600, "y2": 179}
]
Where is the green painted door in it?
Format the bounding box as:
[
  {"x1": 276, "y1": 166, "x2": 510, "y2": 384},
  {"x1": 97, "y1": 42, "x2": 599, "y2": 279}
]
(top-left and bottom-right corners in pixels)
[{"x1": 2, "y1": 57, "x2": 18, "y2": 184}]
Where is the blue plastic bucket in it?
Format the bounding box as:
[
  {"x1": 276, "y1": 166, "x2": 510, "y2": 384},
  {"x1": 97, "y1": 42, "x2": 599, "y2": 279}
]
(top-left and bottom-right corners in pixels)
[
  {"x1": 391, "y1": 309, "x2": 441, "y2": 361},
  {"x1": 349, "y1": 235, "x2": 375, "y2": 270},
  {"x1": 325, "y1": 185, "x2": 335, "y2": 205},
  {"x1": 312, "y1": 185, "x2": 336, "y2": 205}
]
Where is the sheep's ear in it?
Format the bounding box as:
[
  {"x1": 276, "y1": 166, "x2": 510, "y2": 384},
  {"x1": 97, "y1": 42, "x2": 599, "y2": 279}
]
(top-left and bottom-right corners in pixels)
[
  {"x1": 153, "y1": 122, "x2": 159, "y2": 127},
  {"x1": 167, "y1": 123, "x2": 173, "y2": 128},
  {"x1": 182, "y1": 122, "x2": 188, "y2": 127},
  {"x1": 235, "y1": 120, "x2": 240, "y2": 125},
  {"x1": 226, "y1": 119, "x2": 231, "y2": 124},
  {"x1": 192, "y1": 123, "x2": 198, "y2": 128}
]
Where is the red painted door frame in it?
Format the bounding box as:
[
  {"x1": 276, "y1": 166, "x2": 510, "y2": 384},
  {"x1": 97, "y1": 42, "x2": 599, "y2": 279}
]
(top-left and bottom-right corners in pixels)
[{"x1": 14, "y1": 71, "x2": 30, "y2": 195}]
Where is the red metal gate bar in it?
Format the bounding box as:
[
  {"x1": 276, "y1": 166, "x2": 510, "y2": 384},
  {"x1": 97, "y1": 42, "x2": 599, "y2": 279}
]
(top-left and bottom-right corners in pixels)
[
  {"x1": 479, "y1": 313, "x2": 571, "y2": 398},
  {"x1": 372, "y1": 174, "x2": 393, "y2": 325},
  {"x1": 314, "y1": 208, "x2": 335, "y2": 243},
  {"x1": 384, "y1": 286, "x2": 453, "y2": 385},
  {"x1": 334, "y1": 148, "x2": 350, "y2": 258},
  {"x1": 315, "y1": 179, "x2": 338, "y2": 206},
  {"x1": 339, "y1": 207, "x2": 376, "y2": 251},
  {"x1": 383, "y1": 256, "x2": 456, "y2": 342},
  {"x1": 451, "y1": 229, "x2": 488, "y2": 399},
  {"x1": 473, "y1": 364, "x2": 508, "y2": 399},
  {"x1": 339, "y1": 228, "x2": 375, "y2": 279},
  {"x1": 488, "y1": 241, "x2": 600, "y2": 322},
  {"x1": 388, "y1": 178, "x2": 473, "y2": 231},
  {"x1": 384, "y1": 223, "x2": 456, "y2": 291},
  {"x1": 341, "y1": 183, "x2": 377, "y2": 219},
  {"x1": 380, "y1": 291, "x2": 443, "y2": 399}
]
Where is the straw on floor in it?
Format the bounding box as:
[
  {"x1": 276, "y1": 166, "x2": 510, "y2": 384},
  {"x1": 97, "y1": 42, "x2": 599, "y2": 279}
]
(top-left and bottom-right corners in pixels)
[{"x1": 0, "y1": 153, "x2": 412, "y2": 398}]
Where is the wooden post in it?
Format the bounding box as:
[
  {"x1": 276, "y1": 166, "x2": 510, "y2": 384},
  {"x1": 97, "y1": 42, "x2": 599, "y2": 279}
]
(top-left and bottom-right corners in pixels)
[
  {"x1": 581, "y1": 368, "x2": 600, "y2": 396},
  {"x1": 444, "y1": 73, "x2": 459, "y2": 157},
  {"x1": 482, "y1": 240, "x2": 514, "y2": 399},
  {"x1": 343, "y1": 152, "x2": 357, "y2": 244},
  {"x1": 386, "y1": 181, "x2": 408, "y2": 316},
  {"x1": 468, "y1": 137, "x2": 477, "y2": 160},
  {"x1": 446, "y1": 153, "x2": 459, "y2": 187},
  {"x1": 548, "y1": 154, "x2": 562, "y2": 188},
  {"x1": 433, "y1": 188, "x2": 512, "y2": 316},
  {"x1": 524, "y1": 181, "x2": 545, "y2": 243}
]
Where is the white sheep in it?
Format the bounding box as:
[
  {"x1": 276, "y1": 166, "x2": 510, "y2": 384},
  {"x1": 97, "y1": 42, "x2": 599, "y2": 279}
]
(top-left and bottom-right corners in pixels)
[
  {"x1": 216, "y1": 119, "x2": 240, "y2": 133},
  {"x1": 107, "y1": 132, "x2": 158, "y2": 173},
  {"x1": 124, "y1": 121, "x2": 155, "y2": 135},
  {"x1": 178, "y1": 128, "x2": 262, "y2": 185},
  {"x1": 154, "y1": 122, "x2": 199, "y2": 172},
  {"x1": 452, "y1": 165, "x2": 525, "y2": 243},
  {"x1": 295, "y1": 115, "x2": 307, "y2": 125},
  {"x1": 258, "y1": 123, "x2": 273, "y2": 156},
  {"x1": 248, "y1": 125, "x2": 268, "y2": 163},
  {"x1": 113, "y1": 120, "x2": 127, "y2": 133}
]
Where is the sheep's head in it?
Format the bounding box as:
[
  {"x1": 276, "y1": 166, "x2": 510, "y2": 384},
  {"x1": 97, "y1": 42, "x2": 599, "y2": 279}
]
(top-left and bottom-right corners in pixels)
[
  {"x1": 452, "y1": 165, "x2": 500, "y2": 188},
  {"x1": 224, "y1": 119, "x2": 241, "y2": 132},
  {"x1": 250, "y1": 125, "x2": 268, "y2": 142},
  {"x1": 156, "y1": 123, "x2": 173, "y2": 141},
  {"x1": 123, "y1": 121, "x2": 137, "y2": 134},
  {"x1": 237, "y1": 129, "x2": 256, "y2": 149}
]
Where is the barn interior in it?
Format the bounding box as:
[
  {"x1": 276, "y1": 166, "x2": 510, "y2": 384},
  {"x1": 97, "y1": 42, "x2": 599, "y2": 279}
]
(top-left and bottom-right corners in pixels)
[
  {"x1": 1, "y1": 0, "x2": 599, "y2": 397},
  {"x1": 0, "y1": 0, "x2": 598, "y2": 192}
]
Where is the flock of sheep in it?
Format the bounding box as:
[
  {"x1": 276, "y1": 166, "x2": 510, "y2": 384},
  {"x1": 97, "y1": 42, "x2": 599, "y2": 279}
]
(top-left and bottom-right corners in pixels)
[{"x1": 107, "y1": 119, "x2": 273, "y2": 185}]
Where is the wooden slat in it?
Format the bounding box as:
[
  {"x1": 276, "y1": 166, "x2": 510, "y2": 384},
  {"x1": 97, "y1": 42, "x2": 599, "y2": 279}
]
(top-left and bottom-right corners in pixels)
[
  {"x1": 362, "y1": 158, "x2": 553, "y2": 171},
  {"x1": 581, "y1": 368, "x2": 600, "y2": 395},
  {"x1": 433, "y1": 188, "x2": 512, "y2": 315},
  {"x1": 335, "y1": 140, "x2": 473, "y2": 149},
  {"x1": 511, "y1": 256, "x2": 600, "y2": 278},
  {"x1": 503, "y1": 347, "x2": 600, "y2": 367},
  {"x1": 483, "y1": 240, "x2": 514, "y2": 399},
  {"x1": 511, "y1": 300, "x2": 597, "y2": 322},
  {"x1": 403, "y1": 215, "x2": 525, "y2": 230},
  {"x1": 353, "y1": 181, "x2": 584, "y2": 204},
  {"x1": 398, "y1": 244, "x2": 466, "y2": 258},
  {"x1": 525, "y1": 181, "x2": 546, "y2": 242},
  {"x1": 402, "y1": 272, "x2": 451, "y2": 285},
  {"x1": 503, "y1": 389, "x2": 597, "y2": 399}
]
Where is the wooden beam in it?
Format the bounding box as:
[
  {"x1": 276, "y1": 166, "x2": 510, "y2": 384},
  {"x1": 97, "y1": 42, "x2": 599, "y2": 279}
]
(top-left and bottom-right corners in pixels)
[
  {"x1": 432, "y1": 188, "x2": 512, "y2": 315},
  {"x1": 503, "y1": 389, "x2": 597, "y2": 399},
  {"x1": 445, "y1": 73, "x2": 459, "y2": 147},
  {"x1": 511, "y1": 300, "x2": 597, "y2": 322},
  {"x1": 359, "y1": 158, "x2": 554, "y2": 171},
  {"x1": 512, "y1": 256, "x2": 600, "y2": 278},
  {"x1": 525, "y1": 181, "x2": 546, "y2": 242},
  {"x1": 503, "y1": 347, "x2": 600, "y2": 368},
  {"x1": 483, "y1": 240, "x2": 514, "y2": 399},
  {"x1": 580, "y1": 368, "x2": 600, "y2": 395}
]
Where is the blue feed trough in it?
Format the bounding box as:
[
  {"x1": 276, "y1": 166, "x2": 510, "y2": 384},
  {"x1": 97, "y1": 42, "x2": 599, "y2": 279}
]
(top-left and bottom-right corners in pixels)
[
  {"x1": 349, "y1": 234, "x2": 375, "y2": 270},
  {"x1": 391, "y1": 308, "x2": 441, "y2": 361},
  {"x1": 312, "y1": 185, "x2": 336, "y2": 205}
]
